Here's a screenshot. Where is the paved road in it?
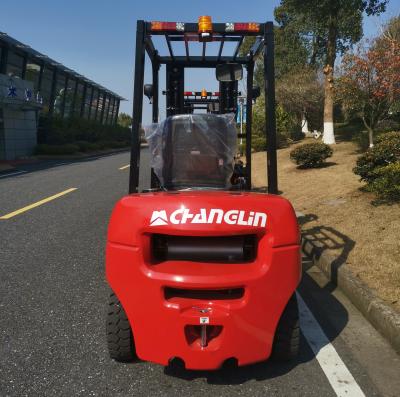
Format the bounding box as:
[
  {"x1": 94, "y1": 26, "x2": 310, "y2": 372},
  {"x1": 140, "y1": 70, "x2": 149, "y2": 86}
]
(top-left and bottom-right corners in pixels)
[{"x1": 0, "y1": 150, "x2": 399, "y2": 397}]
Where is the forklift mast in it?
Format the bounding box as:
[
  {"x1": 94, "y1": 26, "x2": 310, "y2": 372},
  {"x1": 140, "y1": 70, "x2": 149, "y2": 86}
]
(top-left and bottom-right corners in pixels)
[
  {"x1": 166, "y1": 65, "x2": 185, "y2": 116},
  {"x1": 219, "y1": 81, "x2": 239, "y2": 114},
  {"x1": 130, "y1": 18, "x2": 277, "y2": 194}
]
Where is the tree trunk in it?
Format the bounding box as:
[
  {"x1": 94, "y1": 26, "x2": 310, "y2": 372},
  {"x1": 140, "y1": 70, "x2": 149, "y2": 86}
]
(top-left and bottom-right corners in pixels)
[
  {"x1": 301, "y1": 108, "x2": 309, "y2": 134},
  {"x1": 361, "y1": 114, "x2": 374, "y2": 148},
  {"x1": 323, "y1": 21, "x2": 337, "y2": 145},
  {"x1": 389, "y1": 39, "x2": 395, "y2": 103},
  {"x1": 368, "y1": 128, "x2": 374, "y2": 148},
  {"x1": 310, "y1": 34, "x2": 318, "y2": 66}
]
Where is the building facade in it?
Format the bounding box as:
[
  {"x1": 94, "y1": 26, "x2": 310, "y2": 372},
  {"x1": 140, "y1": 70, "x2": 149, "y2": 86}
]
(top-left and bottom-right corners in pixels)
[{"x1": 0, "y1": 32, "x2": 124, "y2": 160}]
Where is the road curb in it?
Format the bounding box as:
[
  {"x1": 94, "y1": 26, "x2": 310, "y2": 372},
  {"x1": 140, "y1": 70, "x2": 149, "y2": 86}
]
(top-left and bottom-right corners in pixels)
[{"x1": 302, "y1": 235, "x2": 400, "y2": 353}]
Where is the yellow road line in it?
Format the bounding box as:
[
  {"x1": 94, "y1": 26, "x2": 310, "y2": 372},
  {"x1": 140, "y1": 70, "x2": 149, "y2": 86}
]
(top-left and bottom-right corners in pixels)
[
  {"x1": 0, "y1": 188, "x2": 77, "y2": 220},
  {"x1": 119, "y1": 164, "x2": 130, "y2": 170}
]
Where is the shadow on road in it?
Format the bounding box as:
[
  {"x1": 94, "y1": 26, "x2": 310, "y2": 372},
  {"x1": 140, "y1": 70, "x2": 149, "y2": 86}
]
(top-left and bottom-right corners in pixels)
[{"x1": 299, "y1": 213, "x2": 355, "y2": 286}]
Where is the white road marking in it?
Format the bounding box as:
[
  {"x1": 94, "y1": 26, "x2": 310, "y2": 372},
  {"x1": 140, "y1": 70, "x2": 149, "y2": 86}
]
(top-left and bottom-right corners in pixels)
[
  {"x1": 0, "y1": 170, "x2": 27, "y2": 178},
  {"x1": 119, "y1": 164, "x2": 130, "y2": 170},
  {"x1": 297, "y1": 293, "x2": 365, "y2": 397}
]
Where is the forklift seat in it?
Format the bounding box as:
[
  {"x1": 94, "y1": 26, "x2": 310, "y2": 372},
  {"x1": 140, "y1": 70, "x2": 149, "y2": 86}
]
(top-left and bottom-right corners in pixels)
[{"x1": 147, "y1": 114, "x2": 237, "y2": 190}]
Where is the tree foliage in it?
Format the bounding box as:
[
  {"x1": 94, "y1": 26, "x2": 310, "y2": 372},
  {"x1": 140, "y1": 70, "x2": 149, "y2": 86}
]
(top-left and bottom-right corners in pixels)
[
  {"x1": 251, "y1": 95, "x2": 299, "y2": 151},
  {"x1": 118, "y1": 112, "x2": 133, "y2": 128},
  {"x1": 240, "y1": 18, "x2": 316, "y2": 137},
  {"x1": 336, "y1": 36, "x2": 400, "y2": 146},
  {"x1": 353, "y1": 131, "x2": 400, "y2": 182},
  {"x1": 239, "y1": 23, "x2": 308, "y2": 88},
  {"x1": 275, "y1": 0, "x2": 388, "y2": 144},
  {"x1": 276, "y1": 67, "x2": 324, "y2": 129},
  {"x1": 353, "y1": 131, "x2": 400, "y2": 202},
  {"x1": 377, "y1": 15, "x2": 400, "y2": 46},
  {"x1": 276, "y1": 0, "x2": 387, "y2": 60}
]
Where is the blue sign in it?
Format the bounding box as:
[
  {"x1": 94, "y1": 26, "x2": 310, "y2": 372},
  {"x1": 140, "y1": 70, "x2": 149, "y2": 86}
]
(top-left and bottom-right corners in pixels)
[
  {"x1": 236, "y1": 102, "x2": 247, "y2": 123},
  {"x1": 7, "y1": 85, "x2": 17, "y2": 98}
]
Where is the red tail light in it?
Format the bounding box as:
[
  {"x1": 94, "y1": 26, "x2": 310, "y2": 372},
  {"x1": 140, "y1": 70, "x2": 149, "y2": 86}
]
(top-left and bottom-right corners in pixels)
[
  {"x1": 151, "y1": 21, "x2": 185, "y2": 31},
  {"x1": 225, "y1": 22, "x2": 260, "y2": 32}
]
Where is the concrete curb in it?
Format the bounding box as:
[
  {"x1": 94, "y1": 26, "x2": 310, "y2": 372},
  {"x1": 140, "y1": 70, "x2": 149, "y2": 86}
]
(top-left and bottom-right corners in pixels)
[{"x1": 302, "y1": 235, "x2": 400, "y2": 353}]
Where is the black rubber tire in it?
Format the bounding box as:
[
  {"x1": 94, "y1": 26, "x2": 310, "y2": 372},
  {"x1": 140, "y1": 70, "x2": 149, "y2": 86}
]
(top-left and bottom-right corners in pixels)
[
  {"x1": 271, "y1": 293, "x2": 300, "y2": 361},
  {"x1": 106, "y1": 292, "x2": 136, "y2": 362}
]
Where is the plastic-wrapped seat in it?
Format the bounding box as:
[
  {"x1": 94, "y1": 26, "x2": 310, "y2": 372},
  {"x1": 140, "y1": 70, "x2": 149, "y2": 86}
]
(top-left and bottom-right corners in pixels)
[{"x1": 145, "y1": 114, "x2": 237, "y2": 190}]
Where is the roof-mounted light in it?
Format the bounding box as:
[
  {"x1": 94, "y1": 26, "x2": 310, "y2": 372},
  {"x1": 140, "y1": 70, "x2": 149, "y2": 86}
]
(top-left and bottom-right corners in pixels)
[
  {"x1": 225, "y1": 22, "x2": 260, "y2": 32},
  {"x1": 201, "y1": 88, "x2": 207, "y2": 98},
  {"x1": 150, "y1": 21, "x2": 185, "y2": 31},
  {"x1": 198, "y1": 15, "x2": 212, "y2": 42},
  {"x1": 198, "y1": 16, "x2": 212, "y2": 33}
]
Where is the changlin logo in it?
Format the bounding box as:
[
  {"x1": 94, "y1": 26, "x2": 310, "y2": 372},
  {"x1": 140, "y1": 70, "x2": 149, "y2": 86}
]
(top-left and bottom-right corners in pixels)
[{"x1": 149, "y1": 208, "x2": 267, "y2": 227}]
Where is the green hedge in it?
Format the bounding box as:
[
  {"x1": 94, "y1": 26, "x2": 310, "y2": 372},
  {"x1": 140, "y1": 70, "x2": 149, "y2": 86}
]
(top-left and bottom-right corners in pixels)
[
  {"x1": 35, "y1": 144, "x2": 80, "y2": 155},
  {"x1": 38, "y1": 115, "x2": 130, "y2": 145},
  {"x1": 353, "y1": 131, "x2": 400, "y2": 183},
  {"x1": 353, "y1": 131, "x2": 400, "y2": 202},
  {"x1": 290, "y1": 142, "x2": 333, "y2": 168},
  {"x1": 368, "y1": 162, "x2": 400, "y2": 202},
  {"x1": 74, "y1": 141, "x2": 102, "y2": 152}
]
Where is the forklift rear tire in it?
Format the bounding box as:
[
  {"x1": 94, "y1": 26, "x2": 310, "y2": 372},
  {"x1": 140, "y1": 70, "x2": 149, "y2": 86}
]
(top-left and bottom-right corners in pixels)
[
  {"x1": 271, "y1": 293, "x2": 300, "y2": 361},
  {"x1": 106, "y1": 292, "x2": 136, "y2": 362}
]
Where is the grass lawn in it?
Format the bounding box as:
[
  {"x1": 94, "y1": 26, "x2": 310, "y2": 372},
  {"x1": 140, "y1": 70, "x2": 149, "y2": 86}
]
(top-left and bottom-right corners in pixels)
[{"x1": 252, "y1": 139, "x2": 400, "y2": 312}]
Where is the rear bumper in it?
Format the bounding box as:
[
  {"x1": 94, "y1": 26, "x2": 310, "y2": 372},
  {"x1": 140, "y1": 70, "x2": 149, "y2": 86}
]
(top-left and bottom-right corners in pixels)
[{"x1": 106, "y1": 242, "x2": 301, "y2": 370}]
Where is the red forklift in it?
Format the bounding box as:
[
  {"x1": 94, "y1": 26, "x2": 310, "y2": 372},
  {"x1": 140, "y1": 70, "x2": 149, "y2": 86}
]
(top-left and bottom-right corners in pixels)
[{"x1": 105, "y1": 17, "x2": 301, "y2": 370}]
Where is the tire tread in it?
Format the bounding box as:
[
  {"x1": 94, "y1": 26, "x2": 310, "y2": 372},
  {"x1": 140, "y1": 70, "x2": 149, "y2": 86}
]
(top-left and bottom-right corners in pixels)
[
  {"x1": 272, "y1": 293, "x2": 300, "y2": 361},
  {"x1": 106, "y1": 292, "x2": 136, "y2": 362}
]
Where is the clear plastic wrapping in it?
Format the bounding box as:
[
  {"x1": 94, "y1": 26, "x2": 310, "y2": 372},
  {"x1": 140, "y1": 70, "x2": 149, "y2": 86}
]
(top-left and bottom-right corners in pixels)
[{"x1": 144, "y1": 113, "x2": 237, "y2": 190}]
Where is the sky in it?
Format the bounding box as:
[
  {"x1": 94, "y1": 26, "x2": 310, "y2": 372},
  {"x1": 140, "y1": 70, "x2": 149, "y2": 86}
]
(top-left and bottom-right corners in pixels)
[{"x1": 1, "y1": 0, "x2": 399, "y2": 122}]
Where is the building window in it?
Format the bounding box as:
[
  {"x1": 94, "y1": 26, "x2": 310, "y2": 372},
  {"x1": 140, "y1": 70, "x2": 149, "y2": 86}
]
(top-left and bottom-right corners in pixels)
[
  {"x1": 25, "y1": 61, "x2": 41, "y2": 90},
  {"x1": 40, "y1": 66, "x2": 55, "y2": 113},
  {"x1": 108, "y1": 97, "x2": 115, "y2": 125},
  {"x1": 53, "y1": 73, "x2": 66, "y2": 115},
  {"x1": 90, "y1": 89, "x2": 99, "y2": 120},
  {"x1": 112, "y1": 99, "x2": 119, "y2": 124},
  {"x1": 64, "y1": 78, "x2": 76, "y2": 118},
  {"x1": 74, "y1": 83, "x2": 85, "y2": 117},
  {"x1": 97, "y1": 92, "x2": 105, "y2": 122},
  {"x1": 103, "y1": 95, "x2": 110, "y2": 124},
  {"x1": 6, "y1": 50, "x2": 24, "y2": 78},
  {"x1": 83, "y1": 86, "x2": 92, "y2": 119}
]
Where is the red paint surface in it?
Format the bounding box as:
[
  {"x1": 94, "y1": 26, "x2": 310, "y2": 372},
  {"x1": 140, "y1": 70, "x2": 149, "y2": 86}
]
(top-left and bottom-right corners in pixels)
[{"x1": 106, "y1": 191, "x2": 301, "y2": 370}]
